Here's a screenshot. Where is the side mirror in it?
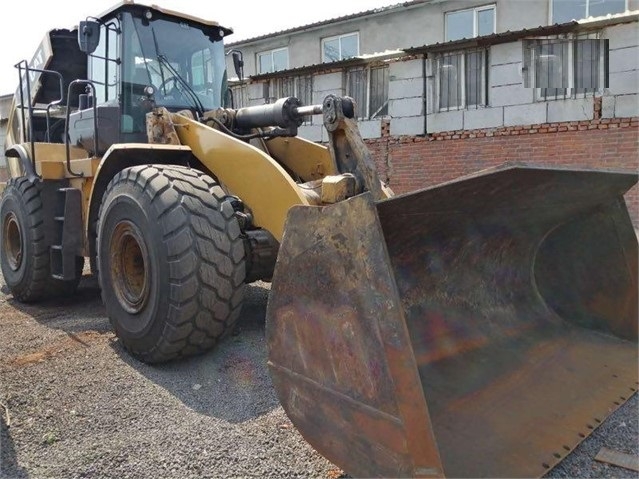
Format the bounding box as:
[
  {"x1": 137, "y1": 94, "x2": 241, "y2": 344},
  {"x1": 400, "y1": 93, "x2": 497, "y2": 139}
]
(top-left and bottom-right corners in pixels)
[
  {"x1": 232, "y1": 51, "x2": 244, "y2": 81},
  {"x1": 78, "y1": 21, "x2": 100, "y2": 54}
]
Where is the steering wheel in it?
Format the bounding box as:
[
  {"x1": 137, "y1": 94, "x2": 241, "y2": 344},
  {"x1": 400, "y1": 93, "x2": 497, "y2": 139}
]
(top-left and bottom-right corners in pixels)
[{"x1": 158, "y1": 76, "x2": 184, "y2": 101}]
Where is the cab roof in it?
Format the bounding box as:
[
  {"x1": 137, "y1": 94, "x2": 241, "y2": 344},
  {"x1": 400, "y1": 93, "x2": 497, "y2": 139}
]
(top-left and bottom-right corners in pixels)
[{"x1": 94, "y1": 1, "x2": 233, "y2": 36}]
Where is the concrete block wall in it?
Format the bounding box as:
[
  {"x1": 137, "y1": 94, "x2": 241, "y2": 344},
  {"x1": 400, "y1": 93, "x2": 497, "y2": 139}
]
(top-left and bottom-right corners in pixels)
[
  {"x1": 424, "y1": 22, "x2": 636, "y2": 134},
  {"x1": 602, "y1": 22, "x2": 639, "y2": 118},
  {"x1": 388, "y1": 59, "x2": 424, "y2": 137}
]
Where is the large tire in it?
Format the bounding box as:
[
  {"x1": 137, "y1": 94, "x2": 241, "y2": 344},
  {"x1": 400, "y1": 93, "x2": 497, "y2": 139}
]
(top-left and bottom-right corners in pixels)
[
  {"x1": 0, "y1": 177, "x2": 82, "y2": 302},
  {"x1": 97, "y1": 165, "x2": 246, "y2": 363}
]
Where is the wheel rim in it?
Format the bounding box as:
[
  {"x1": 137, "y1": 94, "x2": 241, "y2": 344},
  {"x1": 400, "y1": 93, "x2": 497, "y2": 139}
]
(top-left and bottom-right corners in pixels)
[
  {"x1": 110, "y1": 220, "x2": 150, "y2": 314},
  {"x1": 3, "y1": 212, "x2": 23, "y2": 271}
]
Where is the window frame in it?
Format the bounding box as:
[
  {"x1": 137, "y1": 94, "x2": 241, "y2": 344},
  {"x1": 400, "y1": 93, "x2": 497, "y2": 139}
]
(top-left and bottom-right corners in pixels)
[
  {"x1": 549, "y1": 0, "x2": 628, "y2": 23},
  {"x1": 445, "y1": 4, "x2": 496, "y2": 42},
  {"x1": 321, "y1": 32, "x2": 360, "y2": 62},
  {"x1": 263, "y1": 74, "x2": 314, "y2": 124},
  {"x1": 435, "y1": 49, "x2": 489, "y2": 112},
  {"x1": 257, "y1": 47, "x2": 289, "y2": 74},
  {"x1": 523, "y1": 32, "x2": 608, "y2": 102},
  {"x1": 345, "y1": 63, "x2": 390, "y2": 120}
]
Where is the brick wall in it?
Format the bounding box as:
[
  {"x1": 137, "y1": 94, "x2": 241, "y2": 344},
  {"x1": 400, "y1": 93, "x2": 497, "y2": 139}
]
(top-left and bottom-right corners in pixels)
[{"x1": 367, "y1": 117, "x2": 639, "y2": 225}]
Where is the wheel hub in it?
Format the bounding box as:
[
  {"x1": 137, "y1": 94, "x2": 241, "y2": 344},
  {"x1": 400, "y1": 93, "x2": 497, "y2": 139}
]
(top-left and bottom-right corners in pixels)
[
  {"x1": 3, "y1": 213, "x2": 23, "y2": 271},
  {"x1": 110, "y1": 220, "x2": 150, "y2": 314}
]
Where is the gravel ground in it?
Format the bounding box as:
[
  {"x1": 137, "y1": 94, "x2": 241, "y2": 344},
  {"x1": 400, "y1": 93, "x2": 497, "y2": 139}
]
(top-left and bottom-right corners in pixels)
[{"x1": 1, "y1": 272, "x2": 637, "y2": 478}]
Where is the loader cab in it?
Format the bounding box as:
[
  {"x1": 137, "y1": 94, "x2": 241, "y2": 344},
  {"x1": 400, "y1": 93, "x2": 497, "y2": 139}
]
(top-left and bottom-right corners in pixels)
[{"x1": 73, "y1": 3, "x2": 231, "y2": 152}]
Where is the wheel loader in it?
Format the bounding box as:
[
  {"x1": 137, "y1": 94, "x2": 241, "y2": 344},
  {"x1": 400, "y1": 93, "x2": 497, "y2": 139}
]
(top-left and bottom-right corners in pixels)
[{"x1": 1, "y1": 2, "x2": 637, "y2": 478}]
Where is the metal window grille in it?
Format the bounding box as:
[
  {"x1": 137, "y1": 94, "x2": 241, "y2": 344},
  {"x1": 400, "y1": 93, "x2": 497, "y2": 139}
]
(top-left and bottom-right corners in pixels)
[
  {"x1": 230, "y1": 83, "x2": 248, "y2": 109},
  {"x1": 524, "y1": 35, "x2": 606, "y2": 101},
  {"x1": 295, "y1": 75, "x2": 313, "y2": 125},
  {"x1": 263, "y1": 75, "x2": 313, "y2": 124},
  {"x1": 438, "y1": 49, "x2": 487, "y2": 112},
  {"x1": 346, "y1": 67, "x2": 368, "y2": 118},
  {"x1": 345, "y1": 65, "x2": 389, "y2": 119},
  {"x1": 369, "y1": 66, "x2": 389, "y2": 118}
]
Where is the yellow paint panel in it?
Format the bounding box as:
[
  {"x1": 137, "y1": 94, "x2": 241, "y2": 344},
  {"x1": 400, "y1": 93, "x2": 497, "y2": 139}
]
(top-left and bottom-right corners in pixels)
[
  {"x1": 28, "y1": 143, "x2": 88, "y2": 162},
  {"x1": 37, "y1": 158, "x2": 100, "y2": 179},
  {"x1": 266, "y1": 136, "x2": 337, "y2": 182},
  {"x1": 172, "y1": 115, "x2": 308, "y2": 241}
]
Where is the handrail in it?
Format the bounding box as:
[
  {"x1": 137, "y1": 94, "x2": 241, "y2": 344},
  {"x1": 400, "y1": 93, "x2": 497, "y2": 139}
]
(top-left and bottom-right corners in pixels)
[
  {"x1": 64, "y1": 80, "x2": 98, "y2": 177},
  {"x1": 14, "y1": 61, "x2": 66, "y2": 173}
]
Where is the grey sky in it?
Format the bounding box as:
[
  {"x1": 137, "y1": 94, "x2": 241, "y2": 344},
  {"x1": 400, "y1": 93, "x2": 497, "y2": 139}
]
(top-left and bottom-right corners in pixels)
[{"x1": 0, "y1": 0, "x2": 398, "y2": 95}]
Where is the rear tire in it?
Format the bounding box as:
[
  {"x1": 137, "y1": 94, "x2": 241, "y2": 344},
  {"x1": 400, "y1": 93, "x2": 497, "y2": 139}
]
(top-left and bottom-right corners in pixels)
[
  {"x1": 97, "y1": 165, "x2": 246, "y2": 363},
  {"x1": 0, "y1": 177, "x2": 82, "y2": 302}
]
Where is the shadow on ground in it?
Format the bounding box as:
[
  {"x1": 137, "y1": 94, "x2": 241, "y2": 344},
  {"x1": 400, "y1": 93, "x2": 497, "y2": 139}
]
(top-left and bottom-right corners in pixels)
[
  {"x1": 112, "y1": 283, "x2": 281, "y2": 423},
  {"x1": 0, "y1": 414, "x2": 29, "y2": 479},
  {"x1": 4, "y1": 275, "x2": 109, "y2": 334}
]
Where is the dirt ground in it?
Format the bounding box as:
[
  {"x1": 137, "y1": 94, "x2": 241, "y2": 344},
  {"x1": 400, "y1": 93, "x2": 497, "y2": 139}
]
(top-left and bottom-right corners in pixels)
[{"x1": 1, "y1": 273, "x2": 637, "y2": 478}]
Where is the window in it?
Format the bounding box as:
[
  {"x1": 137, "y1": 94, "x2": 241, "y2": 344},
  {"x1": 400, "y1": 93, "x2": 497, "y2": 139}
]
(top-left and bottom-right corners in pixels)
[
  {"x1": 436, "y1": 49, "x2": 488, "y2": 111},
  {"x1": 89, "y1": 21, "x2": 119, "y2": 104},
  {"x1": 345, "y1": 65, "x2": 389, "y2": 119},
  {"x1": 446, "y1": 5, "x2": 495, "y2": 41},
  {"x1": 523, "y1": 34, "x2": 608, "y2": 101},
  {"x1": 257, "y1": 48, "x2": 289, "y2": 74},
  {"x1": 264, "y1": 75, "x2": 313, "y2": 123},
  {"x1": 322, "y1": 33, "x2": 359, "y2": 62},
  {"x1": 191, "y1": 49, "x2": 212, "y2": 88},
  {"x1": 552, "y1": 0, "x2": 626, "y2": 23},
  {"x1": 229, "y1": 82, "x2": 248, "y2": 109}
]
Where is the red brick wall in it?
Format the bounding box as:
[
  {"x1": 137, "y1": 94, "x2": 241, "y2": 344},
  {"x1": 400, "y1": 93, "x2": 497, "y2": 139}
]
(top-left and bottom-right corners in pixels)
[{"x1": 367, "y1": 117, "x2": 639, "y2": 225}]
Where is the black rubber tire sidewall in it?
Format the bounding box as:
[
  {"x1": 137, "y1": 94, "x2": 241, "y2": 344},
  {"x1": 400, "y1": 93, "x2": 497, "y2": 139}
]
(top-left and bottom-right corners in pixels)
[
  {"x1": 98, "y1": 183, "x2": 167, "y2": 345},
  {"x1": 0, "y1": 180, "x2": 46, "y2": 301}
]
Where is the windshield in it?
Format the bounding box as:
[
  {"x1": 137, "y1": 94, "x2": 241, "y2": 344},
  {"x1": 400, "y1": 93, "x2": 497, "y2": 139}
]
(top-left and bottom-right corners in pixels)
[{"x1": 123, "y1": 13, "x2": 227, "y2": 112}]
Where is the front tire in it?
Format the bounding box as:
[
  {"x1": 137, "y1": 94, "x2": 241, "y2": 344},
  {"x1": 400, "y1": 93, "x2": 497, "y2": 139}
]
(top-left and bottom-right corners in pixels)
[{"x1": 97, "y1": 165, "x2": 246, "y2": 363}]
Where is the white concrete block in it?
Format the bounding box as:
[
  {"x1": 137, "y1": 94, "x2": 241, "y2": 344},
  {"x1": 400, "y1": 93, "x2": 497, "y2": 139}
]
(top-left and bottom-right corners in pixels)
[
  {"x1": 247, "y1": 83, "x2": 265, "y2": 101},
  {"x1": 358, "y1": 119, "x2": 382, "y2": 139},
  {"x1": 389, "y1": 59, "x2": 422, "y2": 80},
  {"x1": 614, "y1": 94, "x2": 639, "y2": 117},
  {"x1": 490, "y1": 83, "x2": 534, "y2": 107},
  {"x1": 298, "y1": 124, "x2": 323, "y2": 143},
  {"x1": 389, "y1": 97, "x2": 423, "y2": 117},
  {"x1": 313, "y1": 72, "x2": 343, "y2": 92},
  {"x1": 606, "y1": 22, "x2": 639, "y2": 51},
  {"x1": 608, "y1": 70, "x2": 639, "y2": 95},
  {"x1": 547, "y1": 97, "x2": 594, "y2": 122},
  {"x1": 503, "y1": 103, "x2": 547, "y2": 126},
  {"x1": 491, "y1": 63, "x2": 523, "y2": 87},
  {"x1": 491, "y1": 42, "x2": 523, "y2": 66},
  {"x1": 427, "y1": 110, "x2": 463, "y2": 133},
  {"x1": 609, "y1": 46, "x2": 639, "y2": 73},
  {"x1": 464, "y1": 107, "x2": 504, "y2": 129},
  {"x1": 391, "y1": 116, "x2": 424, "y2": 136},
  {"x1": 602, "y1": 95, "x2": 616, "y2": 118},
  {"x1": 389, "y1": 78, "x2": 424, "y2": 99}
]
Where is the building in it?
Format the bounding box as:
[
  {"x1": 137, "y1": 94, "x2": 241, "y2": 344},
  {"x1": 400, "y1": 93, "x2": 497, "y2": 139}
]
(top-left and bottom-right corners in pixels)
[
  {"x1": 225, "y1": 0, "x2": 639, "y2": 222},
  {"x1": 0, "y1": 93, "x2": 12, "y2": 173}
]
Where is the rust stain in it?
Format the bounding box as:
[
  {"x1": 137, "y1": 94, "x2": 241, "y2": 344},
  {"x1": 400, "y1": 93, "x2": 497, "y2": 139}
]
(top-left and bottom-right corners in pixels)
[{"x1": 4, "y1": 331, "x2": 113, "y2": 368}]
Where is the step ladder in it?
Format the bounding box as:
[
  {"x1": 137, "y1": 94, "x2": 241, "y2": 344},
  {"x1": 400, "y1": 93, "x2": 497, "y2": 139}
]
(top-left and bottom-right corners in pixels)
[{"x1": 50, "y1": 187, "x2": 83, "y2": 280}]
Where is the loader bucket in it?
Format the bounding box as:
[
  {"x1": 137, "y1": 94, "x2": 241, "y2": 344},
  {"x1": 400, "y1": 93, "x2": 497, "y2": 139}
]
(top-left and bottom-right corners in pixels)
[{"x1": 266, "y1": 164, "x2": 638, "y2": 478}]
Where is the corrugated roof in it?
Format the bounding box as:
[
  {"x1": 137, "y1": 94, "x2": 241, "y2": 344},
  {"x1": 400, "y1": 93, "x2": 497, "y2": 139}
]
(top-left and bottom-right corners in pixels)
[
  {"x1": 226, "y1": 0, "x2": 429, "y2": 46},
  {"x1": 404, "y1": 21, "x2": 579, "y2": 54},
  {"x1": 249, "y1": 49, "x2": 406, "y2": 81}
]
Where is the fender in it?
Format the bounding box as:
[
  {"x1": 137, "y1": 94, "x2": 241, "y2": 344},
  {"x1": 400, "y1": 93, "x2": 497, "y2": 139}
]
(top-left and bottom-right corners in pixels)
[
  {"x1": 86, "y1": 143, "x2": 197, "y2": 270},
  {"x1": 4, "y1": 144, "x2": 38, "y2": 182}
]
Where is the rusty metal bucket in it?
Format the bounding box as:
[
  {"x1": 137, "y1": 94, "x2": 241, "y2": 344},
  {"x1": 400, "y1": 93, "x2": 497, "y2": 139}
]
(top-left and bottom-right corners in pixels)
[{"x1": 266, "y1": 164, "x2": 638, "y2": 478}]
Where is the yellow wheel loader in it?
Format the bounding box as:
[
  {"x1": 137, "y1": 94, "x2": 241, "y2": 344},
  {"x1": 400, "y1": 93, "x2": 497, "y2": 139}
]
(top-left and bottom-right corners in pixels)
[{"x1": 1, "y1": 3, "x2": 637, "y2": 478}]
